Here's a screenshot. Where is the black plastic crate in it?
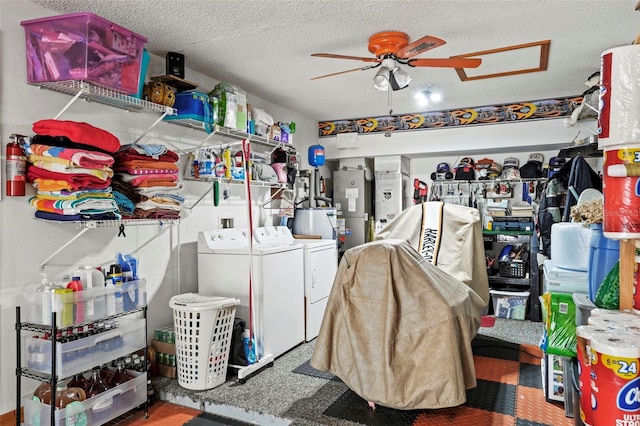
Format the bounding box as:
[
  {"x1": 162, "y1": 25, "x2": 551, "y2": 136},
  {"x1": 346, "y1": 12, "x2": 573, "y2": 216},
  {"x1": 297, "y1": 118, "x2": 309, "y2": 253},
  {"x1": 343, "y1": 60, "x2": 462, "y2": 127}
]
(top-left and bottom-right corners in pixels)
[{"x1": 499, "y1": 260, "x2": 527, "y2": 278}]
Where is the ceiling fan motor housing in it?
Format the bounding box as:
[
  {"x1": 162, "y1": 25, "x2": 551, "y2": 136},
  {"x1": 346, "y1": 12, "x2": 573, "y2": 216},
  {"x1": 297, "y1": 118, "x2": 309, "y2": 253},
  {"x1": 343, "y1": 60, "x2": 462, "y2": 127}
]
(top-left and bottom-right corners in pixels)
[{"x1": 368, "y1": 31, "x2": 410, "y2": 57}]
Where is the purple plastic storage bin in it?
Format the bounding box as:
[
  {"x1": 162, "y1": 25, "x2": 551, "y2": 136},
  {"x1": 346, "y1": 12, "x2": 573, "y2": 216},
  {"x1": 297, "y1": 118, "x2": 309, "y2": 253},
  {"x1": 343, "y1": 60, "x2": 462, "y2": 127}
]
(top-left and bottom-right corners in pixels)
[{"x1": 21, "y1": 12, "x2": 147, "y2": 94}]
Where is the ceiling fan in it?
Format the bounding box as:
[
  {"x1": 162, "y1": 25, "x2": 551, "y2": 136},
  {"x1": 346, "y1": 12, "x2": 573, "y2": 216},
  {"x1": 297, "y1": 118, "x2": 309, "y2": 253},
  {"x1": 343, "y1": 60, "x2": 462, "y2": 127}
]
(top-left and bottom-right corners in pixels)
[{"x1": 311, "y1": 31, "x2": 482, "y2": 91}]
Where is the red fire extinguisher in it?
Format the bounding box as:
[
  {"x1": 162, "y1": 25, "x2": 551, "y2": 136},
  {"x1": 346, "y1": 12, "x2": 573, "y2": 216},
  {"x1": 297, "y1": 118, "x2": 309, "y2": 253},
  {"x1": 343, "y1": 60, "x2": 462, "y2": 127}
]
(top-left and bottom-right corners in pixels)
[{"x1": 6, "y1": 134, "x2": 26, "y2": 196}]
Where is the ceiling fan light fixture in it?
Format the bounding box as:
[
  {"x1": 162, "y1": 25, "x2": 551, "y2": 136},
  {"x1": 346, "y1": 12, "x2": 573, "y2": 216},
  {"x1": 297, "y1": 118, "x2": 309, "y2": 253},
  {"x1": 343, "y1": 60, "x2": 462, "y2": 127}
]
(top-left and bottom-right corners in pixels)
[
  {"x1": 389, "y1": 66, "x2": 411, "y2": 91},
  {"x1": 373, "y1": 66, "x2": 390, "y2": 91}
]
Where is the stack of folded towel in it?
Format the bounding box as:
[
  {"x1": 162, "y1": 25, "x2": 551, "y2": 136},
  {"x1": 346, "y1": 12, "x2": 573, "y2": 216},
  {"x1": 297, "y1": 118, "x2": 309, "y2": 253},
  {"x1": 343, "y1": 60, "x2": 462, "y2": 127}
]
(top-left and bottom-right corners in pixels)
[
  {"x1": 112, "y1": 144, "x2": 184, "y2": 220},
  {"x1": 24, "y1": 119, "x2": 120, "y2": 221}
]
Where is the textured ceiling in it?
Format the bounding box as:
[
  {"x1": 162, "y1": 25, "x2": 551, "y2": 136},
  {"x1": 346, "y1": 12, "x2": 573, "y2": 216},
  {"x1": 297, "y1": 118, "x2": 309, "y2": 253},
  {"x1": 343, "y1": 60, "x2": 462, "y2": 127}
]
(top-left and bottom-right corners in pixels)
[{"x1": 27, "y1": 0, "x2": 640, "y2": 121}]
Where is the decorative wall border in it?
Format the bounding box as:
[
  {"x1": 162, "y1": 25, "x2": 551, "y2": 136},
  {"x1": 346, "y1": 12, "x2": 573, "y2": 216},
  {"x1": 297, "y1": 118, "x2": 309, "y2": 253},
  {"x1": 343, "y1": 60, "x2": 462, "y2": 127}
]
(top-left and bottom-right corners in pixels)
[{"x1": 318, "y1": 95, "x2": 583, "y2": 137}]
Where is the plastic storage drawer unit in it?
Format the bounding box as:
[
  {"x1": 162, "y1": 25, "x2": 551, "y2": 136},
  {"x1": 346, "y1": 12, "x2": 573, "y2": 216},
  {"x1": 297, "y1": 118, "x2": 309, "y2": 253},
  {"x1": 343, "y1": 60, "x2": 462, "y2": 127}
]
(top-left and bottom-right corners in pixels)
[
  {"x1": 22, "y1": 279, "x2": 146, "y2": 327},
  {"x1": 22, "y1": 370, "x2": 146, "y2": 426},
  {"x1": 23, "y1": 318, "x2": 145, "y2": 378},
  {"x1": 21, "y1": 12, "x2": 147, "y2": 94},
  {"x1": 491, "y1": 289, "x2": 530, "y2": 320}
]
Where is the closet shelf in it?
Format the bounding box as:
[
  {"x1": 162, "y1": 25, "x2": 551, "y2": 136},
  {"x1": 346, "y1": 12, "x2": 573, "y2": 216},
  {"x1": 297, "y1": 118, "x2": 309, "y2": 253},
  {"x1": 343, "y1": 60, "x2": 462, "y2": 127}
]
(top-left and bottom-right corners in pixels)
[
  {"x1": 184, "y1": 176, "x2": 287, "y2": 188},
  {"x1": 35, "y1": 218, "x2": 179, "y2": 229},
  {"x1": 19, "y1": 307, "x2": 145, "y2": 333},
  {"x1": 30, "y1": 80, "x2": 177, "y2": 114},
  {"x1": 166, "y1": 119, "x2": 294, "y2": 150}
]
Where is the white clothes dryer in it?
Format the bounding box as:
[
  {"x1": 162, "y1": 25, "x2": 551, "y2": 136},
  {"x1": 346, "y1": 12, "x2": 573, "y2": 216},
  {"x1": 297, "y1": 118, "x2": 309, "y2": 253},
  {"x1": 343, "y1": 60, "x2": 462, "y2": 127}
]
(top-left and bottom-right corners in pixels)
[
  {"x1": 254, "y1": 226, "x2": 338, "y2": 341},
  {"x1": 197, "y1": 228, "x2": 305, "y2": 358}
]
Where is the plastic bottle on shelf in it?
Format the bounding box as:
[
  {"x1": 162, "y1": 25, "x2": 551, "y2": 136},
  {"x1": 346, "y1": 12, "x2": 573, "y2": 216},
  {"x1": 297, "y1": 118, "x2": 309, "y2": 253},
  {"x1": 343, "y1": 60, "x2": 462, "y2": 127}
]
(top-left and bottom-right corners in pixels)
[
  {"x1": 66, "y1": 275, "x2": 84, "y2": 323},
  {"x1": 75, "y1": 325, "x2": 89, "y2": 358},
  {"x1": 27, "y1": 335, "x2": 40, "y2": 370},
  {"x1": 223, "y1": 148, "x2": 232, "y2": 179},
  {"x1": 36, "y1": 274, "x2": 54, "y2": 326},
  {"x1": 32, "y1": 382, "x2": 52, "y2": 405},
  {"x1": 108, "y1": 264, "x2": 124, "y2": 313},
  {"x1": 63, "y1": 328, "x2": 77, "y2": 363},
  {"x1": 79, "y1": 265, "x2": 106, "y2": 319},
  {"x1": 55, "y1": 381, "x2": 87, "y2": 425}
]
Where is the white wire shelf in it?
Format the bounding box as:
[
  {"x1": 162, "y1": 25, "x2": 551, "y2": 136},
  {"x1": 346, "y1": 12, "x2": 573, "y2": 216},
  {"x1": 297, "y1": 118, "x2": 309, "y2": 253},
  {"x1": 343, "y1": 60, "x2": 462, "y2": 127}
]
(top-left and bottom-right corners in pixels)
[
  {"x1": 165, "y1": 120, "x2": 295, "y2": 150},
  {"x1": 34, "y1": 217, "x2": 179, "y2": 229},
  {"x1": 183, "y1": 176, "x2": 287, "y2": 188},
  {"x1": 30, "y1": 80, "x2": 177, "y2": 114}
]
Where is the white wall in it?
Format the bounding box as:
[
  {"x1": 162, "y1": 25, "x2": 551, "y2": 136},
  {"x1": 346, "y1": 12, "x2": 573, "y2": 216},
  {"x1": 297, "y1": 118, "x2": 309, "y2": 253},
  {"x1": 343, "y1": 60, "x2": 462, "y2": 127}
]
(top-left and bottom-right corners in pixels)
[
  {"x1": 0, "y1": 0, "x2": 599, "y2": 415},
  {"x1": 0, "y1": 1, "x2": 318, "y2": 412}
]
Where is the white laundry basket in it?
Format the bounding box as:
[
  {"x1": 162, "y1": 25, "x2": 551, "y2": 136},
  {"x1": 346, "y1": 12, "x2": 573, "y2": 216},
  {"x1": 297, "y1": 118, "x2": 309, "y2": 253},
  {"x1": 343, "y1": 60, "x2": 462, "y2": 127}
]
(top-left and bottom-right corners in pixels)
[{"x1": 169, "y1": 293, "x2": 240, "y2": 390}]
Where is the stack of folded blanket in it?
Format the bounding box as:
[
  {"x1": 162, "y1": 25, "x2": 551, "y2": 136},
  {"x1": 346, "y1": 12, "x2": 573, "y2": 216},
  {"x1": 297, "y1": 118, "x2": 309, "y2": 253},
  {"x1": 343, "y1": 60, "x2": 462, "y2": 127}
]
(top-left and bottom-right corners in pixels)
[
  {"x1": 24, "y1": 119, "x2": 121, "y2": 221},
  {"x1": 112, "y1": 144, "x2": 184, "y2": 220}
]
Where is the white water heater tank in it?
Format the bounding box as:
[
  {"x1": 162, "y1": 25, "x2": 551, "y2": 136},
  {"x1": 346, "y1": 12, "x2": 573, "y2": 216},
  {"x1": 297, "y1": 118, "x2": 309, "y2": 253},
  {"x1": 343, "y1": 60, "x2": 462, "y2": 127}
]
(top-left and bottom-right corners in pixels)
[{"x1": 293, "y1": 208, "x2": 337, "y2": 240}]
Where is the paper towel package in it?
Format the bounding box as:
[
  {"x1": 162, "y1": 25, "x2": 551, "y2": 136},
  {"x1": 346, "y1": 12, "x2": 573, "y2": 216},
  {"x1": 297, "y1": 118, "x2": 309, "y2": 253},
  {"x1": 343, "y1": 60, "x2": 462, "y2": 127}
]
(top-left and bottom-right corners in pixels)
[
  {"x1": 603, "y1": 146, "x2": 640, "y2": 239},
  {"x1": 599, "y1": 44, "x2": 640, "y2": 149}
]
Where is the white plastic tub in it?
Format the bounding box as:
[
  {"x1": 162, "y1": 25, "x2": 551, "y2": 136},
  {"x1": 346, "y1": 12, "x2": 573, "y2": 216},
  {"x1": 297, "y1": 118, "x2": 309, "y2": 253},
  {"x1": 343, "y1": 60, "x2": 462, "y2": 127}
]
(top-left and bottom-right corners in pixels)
[
  {"x1": 23, "y1": 371, "x2": 146, "y2": 426},
  {"x1": 23, "y1": 318, "x2": 145, "y2": 378}
]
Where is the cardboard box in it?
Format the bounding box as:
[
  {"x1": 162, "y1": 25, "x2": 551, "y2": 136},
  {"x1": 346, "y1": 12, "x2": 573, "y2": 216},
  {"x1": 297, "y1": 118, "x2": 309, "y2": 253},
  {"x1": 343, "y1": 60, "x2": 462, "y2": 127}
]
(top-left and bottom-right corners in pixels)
[
  {"x1": 151, "y1": 339, "x2": 175, "y2": 355},
  {"x1": 158, "y1": 364, "x2": 176, "y2": 379},
  {"x1": 151, "y1": 339, "x2": 177, "y2": 378}
]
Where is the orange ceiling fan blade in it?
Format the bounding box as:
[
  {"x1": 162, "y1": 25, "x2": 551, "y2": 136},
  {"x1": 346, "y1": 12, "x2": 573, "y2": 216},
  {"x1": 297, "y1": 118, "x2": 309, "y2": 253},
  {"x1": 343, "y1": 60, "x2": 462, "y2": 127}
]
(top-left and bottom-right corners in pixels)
[
  {"x1": 395, "y1": 35, "x2": 446, "y2": 59},
  {"x1": 409, "y1": 57, "x2": 482, "y2": 68},
  {"x1": 310, "y1": 64, "x2": 380, "y2": 80},
  {"x1": 311, "y1": 53, "x2": 381, "y2": 63}
]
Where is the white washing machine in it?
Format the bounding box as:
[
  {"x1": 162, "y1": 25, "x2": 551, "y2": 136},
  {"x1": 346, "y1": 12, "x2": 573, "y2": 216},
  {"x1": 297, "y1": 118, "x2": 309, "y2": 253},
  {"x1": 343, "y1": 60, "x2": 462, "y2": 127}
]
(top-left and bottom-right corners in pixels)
[
  {"x1": 197, "y1": 228, "x2": 305, "y2": 358},
  {"x1": 254, "y1": 226, "x2": 338, "y2": 341}
]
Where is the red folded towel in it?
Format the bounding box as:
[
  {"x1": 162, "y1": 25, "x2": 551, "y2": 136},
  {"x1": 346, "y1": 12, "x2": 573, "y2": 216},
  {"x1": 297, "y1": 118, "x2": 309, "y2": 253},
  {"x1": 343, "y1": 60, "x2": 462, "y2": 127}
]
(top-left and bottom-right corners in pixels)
[
  {"x1": 33, "y1": 119, "x2": 121, "y2": 153},
  {"x1": 27, "y1": 165, "x2": 111, "y2": 189}
]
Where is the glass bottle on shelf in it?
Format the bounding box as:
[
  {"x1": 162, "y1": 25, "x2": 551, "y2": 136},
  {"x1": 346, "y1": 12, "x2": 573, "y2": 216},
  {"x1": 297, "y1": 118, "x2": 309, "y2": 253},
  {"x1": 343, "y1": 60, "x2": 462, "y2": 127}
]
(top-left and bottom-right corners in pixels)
[
  {"x1": 99, "y1": 363, "x2": 114, "y2": 384},
  {"x1": 67, "y1": 372, "x2": 90, "y2": 393},
  {"x1": 110, "y1": 361, "x2": 133, "y2": 387},
  {"x1": 86, "y1": 369, "x2": 109, "y2": 397}
]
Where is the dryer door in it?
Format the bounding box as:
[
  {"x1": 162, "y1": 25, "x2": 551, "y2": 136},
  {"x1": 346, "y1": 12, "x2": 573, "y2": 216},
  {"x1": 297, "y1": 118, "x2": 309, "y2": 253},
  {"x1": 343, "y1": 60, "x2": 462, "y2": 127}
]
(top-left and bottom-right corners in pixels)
[{"x1": 308, "y1": 246, "x2": 338, "y2": 304}]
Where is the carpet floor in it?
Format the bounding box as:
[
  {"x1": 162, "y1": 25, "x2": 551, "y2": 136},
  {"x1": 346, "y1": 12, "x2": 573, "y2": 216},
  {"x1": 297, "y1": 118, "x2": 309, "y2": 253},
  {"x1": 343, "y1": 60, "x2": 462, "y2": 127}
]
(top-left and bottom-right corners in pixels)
[{"x1": 114, "y1": 326, "x2": 573, "y2": 426}]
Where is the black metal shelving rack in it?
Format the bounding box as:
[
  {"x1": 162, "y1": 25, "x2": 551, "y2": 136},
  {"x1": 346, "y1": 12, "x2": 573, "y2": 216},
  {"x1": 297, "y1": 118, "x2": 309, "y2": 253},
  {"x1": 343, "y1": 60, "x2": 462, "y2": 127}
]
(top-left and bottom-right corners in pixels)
[
  {"x1": 483, "y1": 229, "x2": 542, "y2": 322},
  {"x1": 15, "y1": 306, "x2": 148, "y2": 425}
]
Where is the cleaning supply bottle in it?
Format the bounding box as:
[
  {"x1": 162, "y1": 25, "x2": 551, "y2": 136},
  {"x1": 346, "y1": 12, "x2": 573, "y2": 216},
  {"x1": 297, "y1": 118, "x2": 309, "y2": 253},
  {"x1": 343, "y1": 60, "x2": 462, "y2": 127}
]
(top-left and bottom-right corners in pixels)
[
  {"x1": 36, "y1": 274, "x2": 53, "y2": 326},
  {"x1": 242, "y1": 329, "x2": 257, "y2": 365},
  {"x1": 66, "y1": 276, "x2": 84, "y2": 323},
  {"x1": 79, "y1": 265, "x2": 106, "y2": 320},
  {"x1": 32, "y1": 382, "x2": 52, "y2": 404},
  {"x1": 223, "y1": 148, "x2": 232, "y2": 179},
  {"x1": 108, "y1": 264, "x2": 124, "y2": 313},
  {"x1": 55, "y1": 381, "x2": 87, "y2": 425}
]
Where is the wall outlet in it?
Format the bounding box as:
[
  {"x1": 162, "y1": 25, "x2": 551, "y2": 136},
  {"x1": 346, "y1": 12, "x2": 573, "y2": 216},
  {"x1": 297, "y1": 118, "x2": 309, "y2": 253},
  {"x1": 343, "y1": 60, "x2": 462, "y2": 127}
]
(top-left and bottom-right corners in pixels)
[{"x1": 219, "y1": 217, "x2": 234, "y2": 229}]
